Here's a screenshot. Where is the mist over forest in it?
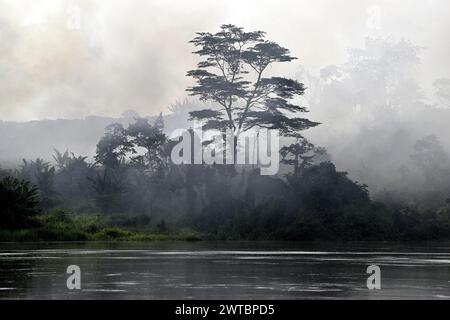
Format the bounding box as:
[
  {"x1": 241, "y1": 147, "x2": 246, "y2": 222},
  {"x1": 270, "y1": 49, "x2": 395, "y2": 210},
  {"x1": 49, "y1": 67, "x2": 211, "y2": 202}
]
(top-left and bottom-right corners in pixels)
[
  {"x1": 2, "y1": 36, "x2": 450, "y2": 208},
  {"x1": 1, "y1": 1, "x2": 450, "y2": 242}
]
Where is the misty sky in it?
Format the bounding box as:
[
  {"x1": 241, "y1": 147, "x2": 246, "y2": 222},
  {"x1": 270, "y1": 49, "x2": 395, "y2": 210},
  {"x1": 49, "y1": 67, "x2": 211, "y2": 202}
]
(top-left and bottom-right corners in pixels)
[{"x1": 1, "y1": 0, "x2": 449, "y2": 121}]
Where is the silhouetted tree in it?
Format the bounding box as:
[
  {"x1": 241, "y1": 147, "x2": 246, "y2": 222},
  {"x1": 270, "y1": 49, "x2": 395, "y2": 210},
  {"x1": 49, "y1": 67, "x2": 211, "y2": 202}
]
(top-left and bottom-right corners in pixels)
[
  {"x1": 127, "y1": 117, "x2": 168, "y2": 173},
  {"x1": 53, "y1": 149, "x2": 95, "y2": 200},
  {"x1": 187, "y1": 24, "x2": 319, "y2": 158},
  {"x1": 20, "y1": 158, "x2": 55, "y2": 198},
  {"x1": 0, "y1": 176, "x2": 40, "y2": 229},
  {"x1": 280, "y1": 138, "x2": 315, "y2": 176},
  {"x1": 88, "y1": 169, "x2": 127, "y2": 214},
  {"x1": 95, "y1": 123, "x2": 133, "y2": 169},
  {"x1": 288, "y1": 162, "x2": 370, "y2": 213}
]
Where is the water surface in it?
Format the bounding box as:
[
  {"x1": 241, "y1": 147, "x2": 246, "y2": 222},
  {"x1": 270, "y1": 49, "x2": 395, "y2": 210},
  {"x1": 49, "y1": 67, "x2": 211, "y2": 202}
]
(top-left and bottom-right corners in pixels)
[{"x1": 0, "y1": 241, "x2": 449, "y2": 299}]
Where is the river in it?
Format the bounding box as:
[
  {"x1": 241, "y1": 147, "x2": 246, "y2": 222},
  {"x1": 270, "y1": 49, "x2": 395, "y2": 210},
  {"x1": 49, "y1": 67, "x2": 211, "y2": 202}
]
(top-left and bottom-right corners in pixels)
[{"x1": 0, "y1": 241, "x2": 449, "y2": 299}]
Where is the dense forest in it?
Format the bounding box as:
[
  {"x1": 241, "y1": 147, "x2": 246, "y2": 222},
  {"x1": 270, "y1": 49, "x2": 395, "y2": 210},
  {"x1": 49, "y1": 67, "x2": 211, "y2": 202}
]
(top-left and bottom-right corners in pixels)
[{"x1": 1, "y1": 25, "x2": 450, "y2": 242}]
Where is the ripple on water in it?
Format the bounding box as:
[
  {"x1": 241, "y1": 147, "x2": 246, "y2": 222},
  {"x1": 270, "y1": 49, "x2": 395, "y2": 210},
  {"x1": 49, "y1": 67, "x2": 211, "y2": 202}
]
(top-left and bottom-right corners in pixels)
[{"x1": 82, "y1": 289, "x2": 127, "y2": 293}]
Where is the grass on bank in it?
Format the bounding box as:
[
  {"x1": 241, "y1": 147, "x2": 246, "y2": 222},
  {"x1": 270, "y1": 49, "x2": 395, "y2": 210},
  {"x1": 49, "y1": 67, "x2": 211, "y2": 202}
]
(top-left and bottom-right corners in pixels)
[{"x1": 0, "y1": 209, "x2": 202, "y2": 242}]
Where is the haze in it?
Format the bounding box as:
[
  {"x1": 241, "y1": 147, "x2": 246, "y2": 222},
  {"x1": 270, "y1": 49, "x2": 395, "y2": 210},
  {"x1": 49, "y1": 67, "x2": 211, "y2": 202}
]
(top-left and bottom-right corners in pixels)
[{"x1": 1, "y1": 0, "x2": 449, "y2": 121}]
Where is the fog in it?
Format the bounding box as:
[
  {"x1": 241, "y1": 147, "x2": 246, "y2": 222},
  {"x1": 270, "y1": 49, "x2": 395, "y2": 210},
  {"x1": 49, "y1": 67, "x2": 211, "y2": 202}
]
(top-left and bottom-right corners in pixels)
[
  {"x1": 1, "y1": 0, "x2": 449, "y2": 121},
  {"x1": 1, "y1": 0, "x2": 450, "y2": 208}
]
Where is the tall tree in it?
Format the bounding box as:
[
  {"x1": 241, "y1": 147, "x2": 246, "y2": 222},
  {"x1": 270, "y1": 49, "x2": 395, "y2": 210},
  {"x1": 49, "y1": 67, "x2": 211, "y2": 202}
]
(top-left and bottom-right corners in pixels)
[
  {"x1": 20, "y1": 158, "x2": 55, "y2": 198},
  {"x1": 127, "y1": 117, "x2": 168, "y2": 173},
  {"x1": 280, "y1": 138, "x2": 315, "y2": 177},
  {"x1": 186, "y1": 24, "x2": 319, "y2": 147},
  {"x1": 95, "y1": 123, "x2": 133, "y2": 169}
]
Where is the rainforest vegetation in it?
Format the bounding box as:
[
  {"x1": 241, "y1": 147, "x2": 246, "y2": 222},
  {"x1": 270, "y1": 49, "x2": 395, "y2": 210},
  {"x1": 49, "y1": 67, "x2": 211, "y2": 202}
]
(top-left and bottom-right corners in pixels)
[{"x1": 1, "y1": 25, "x2": 450, "y2": 242}]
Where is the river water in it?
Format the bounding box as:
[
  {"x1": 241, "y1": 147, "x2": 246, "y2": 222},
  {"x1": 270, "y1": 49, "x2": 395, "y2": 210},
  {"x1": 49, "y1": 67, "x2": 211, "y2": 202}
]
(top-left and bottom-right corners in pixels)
[{"x1": 0, "y1": 241, "x2": 449, "y2": 299}]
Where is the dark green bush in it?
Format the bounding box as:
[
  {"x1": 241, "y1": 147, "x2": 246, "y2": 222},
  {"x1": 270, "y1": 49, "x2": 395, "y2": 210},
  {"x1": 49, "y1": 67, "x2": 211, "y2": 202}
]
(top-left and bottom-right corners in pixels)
[{"x1": 0, "y1": 176, "x2": 40, "y2": 229}]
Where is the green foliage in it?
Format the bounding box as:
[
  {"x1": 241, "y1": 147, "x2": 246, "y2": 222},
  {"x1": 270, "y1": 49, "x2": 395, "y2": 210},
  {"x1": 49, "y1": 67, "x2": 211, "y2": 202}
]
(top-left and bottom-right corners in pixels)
[
  {"x1": 20, "y1": 158, "x2": 55, "y2": 197},
  {"x1": 290, "y1": 162, "x2": 370, "y2": 213},
  {"x1": 0, "y1": 229, "x2": 38, "y2": 242},
  {"x1": 2, "y1": 28, "x2": 450, "y2": 243},
  {"x1": 0, "y1": 208, "x2": 202, "y2": 242},
  {"x1": 0, "y1": 176, "x2": 40, "y2": 229},
  {"x1": 184, "y1": 162, "x2": 450, "y2": 241},
  {"x1": 87, "y1": 169, "x2": 127, "y2": 214},
  {"x1": 90, "y1": 227, "x2": 132, "y2": 240}
]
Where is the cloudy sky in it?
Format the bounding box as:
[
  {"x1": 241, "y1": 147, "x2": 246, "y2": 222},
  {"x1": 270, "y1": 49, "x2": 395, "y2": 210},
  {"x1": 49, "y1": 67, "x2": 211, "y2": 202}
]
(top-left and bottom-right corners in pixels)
[{"x1": 1, "y1": 0, "x2": 449, "y2": 121}]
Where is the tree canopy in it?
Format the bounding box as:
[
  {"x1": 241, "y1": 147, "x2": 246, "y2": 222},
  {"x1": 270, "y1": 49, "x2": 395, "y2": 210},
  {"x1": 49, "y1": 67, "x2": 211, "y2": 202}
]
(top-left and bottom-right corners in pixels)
[{"x1": 187, "y1": 24, "x2": 319, "y2": 138}]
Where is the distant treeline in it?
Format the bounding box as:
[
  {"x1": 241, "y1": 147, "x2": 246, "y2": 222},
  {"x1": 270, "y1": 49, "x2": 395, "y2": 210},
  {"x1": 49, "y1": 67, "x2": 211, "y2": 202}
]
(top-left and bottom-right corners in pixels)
[
  {"x1": 1, "y1": 115, "x2": 450, "y2": 241},
  {"x1": 2, "y1": 27, "x2": 450, "y2": 241}
]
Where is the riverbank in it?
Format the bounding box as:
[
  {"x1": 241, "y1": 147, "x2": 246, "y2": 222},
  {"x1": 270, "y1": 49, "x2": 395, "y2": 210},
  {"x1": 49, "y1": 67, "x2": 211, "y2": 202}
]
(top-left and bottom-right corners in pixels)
[
  {"x1": 0, "y1": 210, "x2": 202, "y2": 242},
  {"x1": 0, "y1": 228, "x2": 202, "y2": 242}
]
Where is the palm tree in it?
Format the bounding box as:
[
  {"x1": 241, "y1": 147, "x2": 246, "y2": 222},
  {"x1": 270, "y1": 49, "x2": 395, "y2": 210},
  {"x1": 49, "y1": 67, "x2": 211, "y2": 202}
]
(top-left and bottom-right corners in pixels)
[{"x1": 0, "y1": 176, "x2": 40, "y2": 229}]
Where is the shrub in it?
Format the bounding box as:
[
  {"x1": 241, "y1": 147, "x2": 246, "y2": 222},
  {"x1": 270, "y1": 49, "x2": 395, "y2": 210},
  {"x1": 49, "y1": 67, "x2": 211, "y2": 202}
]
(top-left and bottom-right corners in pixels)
[{"x1": 0, "y1": 176, "x2": 40, "y2": 229}]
